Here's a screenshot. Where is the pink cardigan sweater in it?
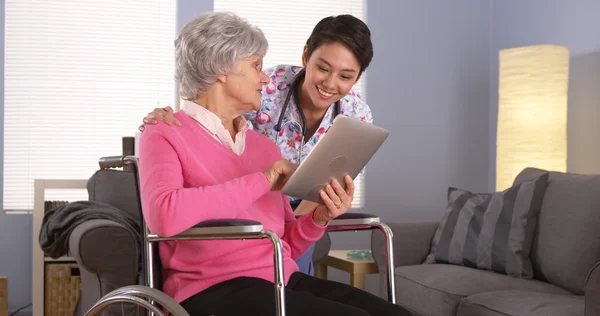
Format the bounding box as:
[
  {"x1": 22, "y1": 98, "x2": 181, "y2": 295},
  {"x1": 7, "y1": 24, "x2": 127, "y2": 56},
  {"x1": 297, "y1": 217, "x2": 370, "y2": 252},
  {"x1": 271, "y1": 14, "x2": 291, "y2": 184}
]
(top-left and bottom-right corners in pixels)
[{"x1": 138, "y1": 111, "x2": 326, "y2": 303}]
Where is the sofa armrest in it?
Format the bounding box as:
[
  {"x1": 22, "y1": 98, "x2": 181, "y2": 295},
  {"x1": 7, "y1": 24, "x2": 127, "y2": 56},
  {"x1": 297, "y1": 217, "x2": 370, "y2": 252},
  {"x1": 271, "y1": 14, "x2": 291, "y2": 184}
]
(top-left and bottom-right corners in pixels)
[
  {"x1": 585, "y1": 262, "x2": 600, "y2": 316},
  {"x1": 69, "y1": 219, "x2": 141, "y2": 316},
  {"x1": 371, "y1": 221, "x2": 438, "y2": 272},
  {"x1": 69, "y1": 219, "x2": 140, "y2": 274}
]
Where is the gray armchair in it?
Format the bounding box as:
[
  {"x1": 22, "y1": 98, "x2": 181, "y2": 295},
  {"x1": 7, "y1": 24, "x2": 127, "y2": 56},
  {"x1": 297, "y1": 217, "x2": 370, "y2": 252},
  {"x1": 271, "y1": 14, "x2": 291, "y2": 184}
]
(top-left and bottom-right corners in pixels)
[{"x1": 372, "y1": 168, "x2": 600, "y2": 316}]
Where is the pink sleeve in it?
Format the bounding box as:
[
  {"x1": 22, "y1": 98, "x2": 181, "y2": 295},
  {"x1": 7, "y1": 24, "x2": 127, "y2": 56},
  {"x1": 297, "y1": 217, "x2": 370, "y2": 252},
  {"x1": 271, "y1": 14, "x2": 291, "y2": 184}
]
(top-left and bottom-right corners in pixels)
[
  {"x1": 281, "y1": 196, "x2": 327, "y2": 260},
  {"x1": 139, "y1": 127, "x2": 271, "y2": 237}
]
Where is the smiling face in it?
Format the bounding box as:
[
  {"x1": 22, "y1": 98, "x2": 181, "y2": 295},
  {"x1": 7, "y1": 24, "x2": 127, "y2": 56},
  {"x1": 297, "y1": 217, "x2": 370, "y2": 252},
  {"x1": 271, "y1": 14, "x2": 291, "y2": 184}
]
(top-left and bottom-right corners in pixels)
[
  {"x1": 223, "y1": 55, "x2": 269, "y2": 113},
  {"x1": 300, "y1": 41, "x2": 361, "y2": 111}
]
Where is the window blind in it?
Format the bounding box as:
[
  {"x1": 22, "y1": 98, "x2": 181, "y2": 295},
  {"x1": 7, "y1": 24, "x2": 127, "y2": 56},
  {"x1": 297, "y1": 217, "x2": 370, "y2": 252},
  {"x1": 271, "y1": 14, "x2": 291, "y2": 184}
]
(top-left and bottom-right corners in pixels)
[
  {"x1": 214, "y1": 0, "x2": 367, "y2": 208},
  {"x1": 3, "y1": 0, "x2": 176, "y2": 212}
]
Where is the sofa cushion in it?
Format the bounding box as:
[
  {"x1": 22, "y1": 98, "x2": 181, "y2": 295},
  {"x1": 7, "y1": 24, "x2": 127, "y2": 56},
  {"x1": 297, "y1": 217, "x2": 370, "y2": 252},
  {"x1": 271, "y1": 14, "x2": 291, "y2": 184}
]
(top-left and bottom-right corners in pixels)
[
  {"x1": 514, "y1": 168, "x2": 600, "y2": 295},
  {"x1": 457, "y1": 290, "x2": 584, "y2": 316},
  {"x1": 395, "y1": 264, "x2": 569, "y2": 316},
  {"x1": 424, "y1": 173, "x2": 548, "y2": 278}
]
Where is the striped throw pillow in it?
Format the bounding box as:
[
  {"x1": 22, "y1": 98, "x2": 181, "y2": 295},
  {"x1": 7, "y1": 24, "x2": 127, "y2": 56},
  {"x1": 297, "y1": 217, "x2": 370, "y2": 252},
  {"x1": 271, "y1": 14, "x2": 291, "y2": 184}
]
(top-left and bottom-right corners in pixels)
[{"x1": 425, "y1": 173, "x2": 549, "y2": 278}]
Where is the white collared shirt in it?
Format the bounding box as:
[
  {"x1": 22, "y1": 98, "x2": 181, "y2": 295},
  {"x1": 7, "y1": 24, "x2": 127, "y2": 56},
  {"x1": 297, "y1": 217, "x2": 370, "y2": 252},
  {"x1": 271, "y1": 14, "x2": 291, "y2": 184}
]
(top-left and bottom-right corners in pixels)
[{"x1": 181, "y1": 100, "x2": 249, "y2": 156}]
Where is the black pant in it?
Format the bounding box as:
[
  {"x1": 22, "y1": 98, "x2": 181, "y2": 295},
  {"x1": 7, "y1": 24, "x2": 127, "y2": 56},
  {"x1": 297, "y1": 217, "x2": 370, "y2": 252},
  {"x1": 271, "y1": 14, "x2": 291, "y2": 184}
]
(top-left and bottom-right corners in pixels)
[
  {"x1": 181, "y1": 272, "x2": 411, "y2": 316},
  {"x1": 289, "y1": 200, "x2": 301, "y2": 210}
]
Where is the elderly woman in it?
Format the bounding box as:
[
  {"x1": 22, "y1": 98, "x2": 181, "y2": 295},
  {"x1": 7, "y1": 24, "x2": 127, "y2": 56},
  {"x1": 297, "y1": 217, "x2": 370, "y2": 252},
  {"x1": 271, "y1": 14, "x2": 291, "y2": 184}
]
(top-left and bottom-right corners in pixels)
[{"x1": 139, "y1": 11, "x2": 410, "y2": 316}]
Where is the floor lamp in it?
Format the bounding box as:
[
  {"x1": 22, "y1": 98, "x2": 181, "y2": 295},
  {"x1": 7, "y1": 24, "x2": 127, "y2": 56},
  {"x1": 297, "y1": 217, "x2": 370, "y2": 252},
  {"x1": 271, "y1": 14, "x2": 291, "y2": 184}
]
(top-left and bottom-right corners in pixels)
[{"x1": 496, "y1": 45, "x2": 570, "y2": 191}]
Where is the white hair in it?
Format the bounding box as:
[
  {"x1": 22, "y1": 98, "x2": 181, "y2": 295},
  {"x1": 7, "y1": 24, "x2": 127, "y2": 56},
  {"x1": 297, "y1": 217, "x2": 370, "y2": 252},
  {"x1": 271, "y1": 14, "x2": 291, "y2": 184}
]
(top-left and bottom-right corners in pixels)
[{"x1": 174, "y1": 11, "x2": 269, "y2": 99}]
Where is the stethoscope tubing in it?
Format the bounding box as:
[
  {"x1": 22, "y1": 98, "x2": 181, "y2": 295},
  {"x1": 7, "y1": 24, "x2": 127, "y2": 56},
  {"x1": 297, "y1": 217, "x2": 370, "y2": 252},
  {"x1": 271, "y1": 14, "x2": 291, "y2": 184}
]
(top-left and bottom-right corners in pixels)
[{"x1": 274, "y1": 68, "x2": 340, "y2": 163}]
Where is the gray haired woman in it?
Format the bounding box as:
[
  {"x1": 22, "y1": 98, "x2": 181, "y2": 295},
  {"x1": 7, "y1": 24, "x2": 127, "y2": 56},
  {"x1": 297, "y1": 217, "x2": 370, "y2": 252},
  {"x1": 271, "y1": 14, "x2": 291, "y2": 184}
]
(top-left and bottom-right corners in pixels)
[{"x1": 138, "y1": 11, "x2": 410, "y2": 316}]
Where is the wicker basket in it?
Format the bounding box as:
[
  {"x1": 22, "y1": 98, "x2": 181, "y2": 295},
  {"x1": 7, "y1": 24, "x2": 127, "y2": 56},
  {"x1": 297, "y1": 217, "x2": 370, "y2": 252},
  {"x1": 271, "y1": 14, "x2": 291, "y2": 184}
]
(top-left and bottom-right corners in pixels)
[
  {"x1": 45, "y1": 263, "x2": 81, "y2": 316},
  {"x1": 45, "y1": 200, "x2": 70, "y2": 214}
]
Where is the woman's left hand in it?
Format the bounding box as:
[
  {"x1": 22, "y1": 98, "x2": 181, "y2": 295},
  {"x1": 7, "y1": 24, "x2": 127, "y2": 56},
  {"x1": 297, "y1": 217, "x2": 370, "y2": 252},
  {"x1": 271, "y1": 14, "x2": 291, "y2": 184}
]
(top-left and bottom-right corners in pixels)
[{"x1": 313, "y1": 175, "x2": 355, "y2": 226}]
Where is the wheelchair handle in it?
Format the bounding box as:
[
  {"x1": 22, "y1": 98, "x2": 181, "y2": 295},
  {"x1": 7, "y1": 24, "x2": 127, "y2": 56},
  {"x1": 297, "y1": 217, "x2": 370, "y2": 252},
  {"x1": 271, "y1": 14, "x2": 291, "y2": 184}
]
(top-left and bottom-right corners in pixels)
[{"x1": 99, "y1": 155, "x2": 136, "y2": 169}]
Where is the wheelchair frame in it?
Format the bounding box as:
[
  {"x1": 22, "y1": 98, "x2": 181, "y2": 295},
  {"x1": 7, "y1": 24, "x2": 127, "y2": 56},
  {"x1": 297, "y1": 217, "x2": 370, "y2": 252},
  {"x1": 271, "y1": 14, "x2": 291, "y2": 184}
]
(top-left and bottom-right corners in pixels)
[{"x1": 85, "y1": 155, "x2": 396, "y2": 316}]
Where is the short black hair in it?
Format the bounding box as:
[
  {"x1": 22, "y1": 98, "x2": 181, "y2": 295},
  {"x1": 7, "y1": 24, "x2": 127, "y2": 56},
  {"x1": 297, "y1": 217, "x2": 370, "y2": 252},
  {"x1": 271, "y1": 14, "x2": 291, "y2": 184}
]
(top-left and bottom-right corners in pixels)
[{"x1": 305, "y1": 15, "x2": 373, "y2": 75}]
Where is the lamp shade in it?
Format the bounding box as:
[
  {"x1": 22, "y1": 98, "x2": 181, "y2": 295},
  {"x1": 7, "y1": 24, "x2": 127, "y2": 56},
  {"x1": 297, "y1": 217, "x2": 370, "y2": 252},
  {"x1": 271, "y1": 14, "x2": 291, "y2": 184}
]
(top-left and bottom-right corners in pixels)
[{"x1": 496, "y1": 45, "x2": 569, "y2": 191}]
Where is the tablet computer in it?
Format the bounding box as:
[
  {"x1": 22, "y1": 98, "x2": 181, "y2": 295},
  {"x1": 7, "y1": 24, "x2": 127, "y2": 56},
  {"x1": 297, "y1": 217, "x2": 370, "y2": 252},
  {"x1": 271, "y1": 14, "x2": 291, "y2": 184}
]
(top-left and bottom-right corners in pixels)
[{"x1": 282, "y1": 115, "x2": 390, "y2": 203}]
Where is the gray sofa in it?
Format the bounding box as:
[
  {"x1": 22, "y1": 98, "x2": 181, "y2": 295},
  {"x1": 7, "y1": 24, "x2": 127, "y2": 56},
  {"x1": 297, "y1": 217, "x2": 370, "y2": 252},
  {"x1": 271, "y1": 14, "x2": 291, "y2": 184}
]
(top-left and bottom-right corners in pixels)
[{"x1": 372, "y1": 168, "x2": 600, "y2": 316}]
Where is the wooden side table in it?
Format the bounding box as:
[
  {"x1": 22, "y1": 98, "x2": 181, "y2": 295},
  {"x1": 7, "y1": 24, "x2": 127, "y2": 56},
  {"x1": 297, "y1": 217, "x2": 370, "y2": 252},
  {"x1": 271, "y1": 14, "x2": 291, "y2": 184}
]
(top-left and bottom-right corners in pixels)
[
  {"x1": 0, "y1": 276, "x2": 7, "y2": 316},
  {"x1": 315, "y1": 250, "x2": 378, "y2": 290}
]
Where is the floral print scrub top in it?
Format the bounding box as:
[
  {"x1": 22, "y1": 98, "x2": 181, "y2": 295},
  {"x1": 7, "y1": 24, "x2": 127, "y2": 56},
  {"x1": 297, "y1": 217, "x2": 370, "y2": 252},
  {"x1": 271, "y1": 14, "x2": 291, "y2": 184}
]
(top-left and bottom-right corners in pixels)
[{"x1": 243, "y1": 64, "x2": 374, "y2": 200}]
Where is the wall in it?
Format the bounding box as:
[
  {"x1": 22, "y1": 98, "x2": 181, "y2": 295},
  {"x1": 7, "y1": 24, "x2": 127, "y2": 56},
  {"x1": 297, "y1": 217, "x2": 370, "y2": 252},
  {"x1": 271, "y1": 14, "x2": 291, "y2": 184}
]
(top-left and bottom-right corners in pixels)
[
  {"x1": 0, "y1": 0, "x2": 36, "y2": 311},
  {"x1": 489, "y1": 0, "x2": 600, "y2": 187},
  {"x1": 364, "y1": 1, "x2": 492, "y2": 221},
  {"x1": 342, "y1": 0, "x2": 492, "y2": 294}
]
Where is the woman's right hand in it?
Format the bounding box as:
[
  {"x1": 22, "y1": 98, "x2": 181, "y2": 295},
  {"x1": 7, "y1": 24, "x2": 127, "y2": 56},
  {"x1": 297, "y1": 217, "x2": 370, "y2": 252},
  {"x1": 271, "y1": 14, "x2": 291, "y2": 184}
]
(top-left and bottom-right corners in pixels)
[
  {"x1": 263, "y1": 159, "x2": 298, "y2": 191},
  {"x1": 138, "y1": 106, "x2": 181, "y2": 132}
]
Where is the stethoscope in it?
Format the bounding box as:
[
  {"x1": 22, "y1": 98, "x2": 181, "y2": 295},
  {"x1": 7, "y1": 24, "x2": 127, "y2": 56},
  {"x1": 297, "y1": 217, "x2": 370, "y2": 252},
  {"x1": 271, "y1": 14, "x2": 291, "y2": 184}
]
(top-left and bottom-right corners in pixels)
[{"x1": 274, "y1": 68, "x2": 340, "y2": 163}]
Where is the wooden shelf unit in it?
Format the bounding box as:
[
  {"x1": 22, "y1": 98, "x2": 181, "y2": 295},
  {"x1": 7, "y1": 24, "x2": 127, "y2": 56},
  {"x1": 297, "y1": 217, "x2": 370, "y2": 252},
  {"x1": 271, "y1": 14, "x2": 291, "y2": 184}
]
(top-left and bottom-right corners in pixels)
[{"x1": 32, "y1": 179, "x2": 88, "y2": 316}]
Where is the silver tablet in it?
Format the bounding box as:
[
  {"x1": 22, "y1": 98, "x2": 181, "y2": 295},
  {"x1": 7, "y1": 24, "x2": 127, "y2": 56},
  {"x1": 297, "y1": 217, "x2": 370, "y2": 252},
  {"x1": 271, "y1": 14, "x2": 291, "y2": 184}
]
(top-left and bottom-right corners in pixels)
[{"x1": 282, "y1": 115, "x2": 390, "y2": 203}]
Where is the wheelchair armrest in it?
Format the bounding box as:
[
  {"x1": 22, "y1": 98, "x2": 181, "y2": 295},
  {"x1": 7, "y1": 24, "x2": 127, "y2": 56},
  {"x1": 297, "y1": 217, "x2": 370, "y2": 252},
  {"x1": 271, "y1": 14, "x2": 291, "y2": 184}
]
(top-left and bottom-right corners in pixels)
[
  {"x1": 328, "y1": 212, "x2": 380, "y2": 227},
  {"x1": 294, "y1": 212, "x2": 380, "y2": 229},
  {"x1": 174, "y1": 219, "x2": 264, "y2": 237}
]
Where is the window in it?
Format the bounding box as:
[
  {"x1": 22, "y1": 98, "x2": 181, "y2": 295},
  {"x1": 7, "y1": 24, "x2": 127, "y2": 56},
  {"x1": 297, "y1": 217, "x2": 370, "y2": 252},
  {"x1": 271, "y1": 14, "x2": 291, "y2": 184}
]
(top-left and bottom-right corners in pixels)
[
  {"x1": 3, "y1": 0, "x2": 176, "y2": 212},
  {"x1": 214, "y1": 0, "x2": 367, "y2": 208}
]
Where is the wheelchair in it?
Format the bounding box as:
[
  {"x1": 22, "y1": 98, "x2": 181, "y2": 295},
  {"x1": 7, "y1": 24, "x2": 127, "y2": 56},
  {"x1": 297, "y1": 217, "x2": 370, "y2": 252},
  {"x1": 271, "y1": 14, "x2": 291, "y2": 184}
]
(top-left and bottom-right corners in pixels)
[{"x1": 83, "y1": 155, "x2": 396, "y2": 316}]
